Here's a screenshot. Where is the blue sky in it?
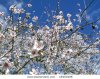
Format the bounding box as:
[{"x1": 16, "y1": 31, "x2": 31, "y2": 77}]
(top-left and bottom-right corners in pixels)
[{"x1": 0, "y1": 0, "x2": 100, "y2": 35}]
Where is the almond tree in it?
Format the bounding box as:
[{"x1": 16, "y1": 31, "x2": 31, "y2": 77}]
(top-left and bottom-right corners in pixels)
[{"x1": 0, "y1": 0, "x2": 100, "y2": 74}]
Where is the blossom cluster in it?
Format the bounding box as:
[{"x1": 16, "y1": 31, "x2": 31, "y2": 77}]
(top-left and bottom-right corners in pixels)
[{"x1": 0, "y1": 2, "x2": 99, "y2": 75}]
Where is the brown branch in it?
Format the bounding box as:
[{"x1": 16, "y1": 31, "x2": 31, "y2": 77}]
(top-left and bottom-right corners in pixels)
[
  {"x1": 80, "y1": 0, "x2": 96, "y2": 17},
  {"x1": 15, "y1": 58, "x2": 32, "y2": 74}
]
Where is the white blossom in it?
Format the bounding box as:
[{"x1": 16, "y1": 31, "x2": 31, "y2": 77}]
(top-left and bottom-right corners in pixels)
[
  {"x1": 56, "y1": 15, "x2": 63, "y2": 20},
  {"x1": 66, "y1": 22, "x2": 73, "y2": 30},
  {"x1": 32, "y1": 16, "x2": 38, "y2": 22},
  {"x1": 32, "y1": 40, "x2": 44, "y2": 51},
  {"x1": 67, "y1": 13, "x2": 72, "y2": 17},
  {"x1": 0, "y1": 32, "x2": 5, "y2": 41},
  {"x1": 29, "y1": 68, "x2": 38, "y2": 75},
  {"x1": 27, "y1": 3, "x2": 32, "y2": 7},
  {"x1": 0, "y1": 12, "x2": 4, "y2": 16}
]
